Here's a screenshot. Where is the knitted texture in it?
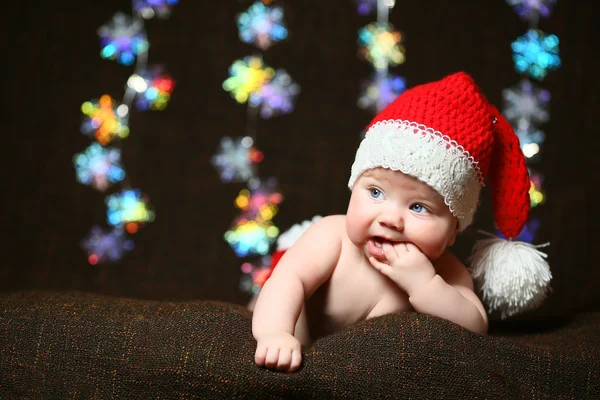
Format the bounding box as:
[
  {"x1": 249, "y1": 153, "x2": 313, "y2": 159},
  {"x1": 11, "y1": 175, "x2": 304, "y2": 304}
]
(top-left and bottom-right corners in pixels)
[
  {"x1": 349, "y1": 71, "x2": 531, "y2": 239},
  {"x1": 366, "y1": 72, "x2": 495, "y2": 177},
  {"x1": 489, "y1": 106, "x2": 531, "y2": 238},
  {"x1": 348, "y1": 119, "x2": 482, "y2": 230}
]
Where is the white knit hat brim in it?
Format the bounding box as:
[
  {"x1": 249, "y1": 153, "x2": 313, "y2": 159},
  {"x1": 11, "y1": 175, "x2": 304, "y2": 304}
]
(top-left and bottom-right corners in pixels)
[{"x1": 348, "y1": 119, "x2": 484, "y2": 231}]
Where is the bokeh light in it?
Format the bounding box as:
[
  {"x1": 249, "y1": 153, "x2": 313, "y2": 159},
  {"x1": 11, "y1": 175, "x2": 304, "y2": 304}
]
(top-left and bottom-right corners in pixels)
[
  {"x1": 73, "y1": 143, "x2": 125, "y2": 191},
  {"x1": 358, "y1": 22, "x2": 405, "y2": 69},
  {"x1": 529, "y1": 169, "x2": 545, "y2": 207},
  {"x1": 515, "y1": 126, "x2": 545, "y2": 160},
  {"x1": 249, "y1": 69, "x2": 300, "y2": 118},
  {"x1": 133, "y1": 0, "x2": 179, "y2": 19},
  {"x1": 503, "y1": 79, "x2": 550, "y2": 130},
  {"x1": 80, "y1": 95, "x2": 130, "y2": 145},
  {"x1": 506, "y1": 0, "x2": 556, "y2": 22},
  {"x1": 211, "y1": 136, "x2": 263, "y2": 183},
  {"x1": 496, "y1": 217, "x2": 541, "y2": 243},
  {"x1": 105, "y1": 189, "x2": 155, "y2": 229},
  {"x1": 224, "y1": 218, "x2": 280, "y2": 257},
  {"x1": 237, "y1": 1, "x2": 288, "y2": 50},
  {"x1": 512, "y1": 29, "x2": 560, "y2": 80},
  {"x1": 223, "y1": 56, "x2": 275, "y2": 103},
  {"x1": 81, "y1": 226, "x2": 135, "y2": 264},
  {"x1": 239, "y1": 256, "x2": 272, "y2": 295},
  {"x1": 358, "y1": 72, "x2": 406, "y2": 112},
  {"x1": 356, "y1": 0, "x2": 396, "y2": 15},
  {"x1": 356, "y1": 0, "x2": 378, "y2": 15},
  {"x1": 234, "y1": 179, "x2": 283, "y2": 222},
  {"x1": 127, "y1": 67, "x2": 176, "y2": 111},
  {"x1": 522, "y1": 143, "x2": 540, "y2": 159},
  {"x1": 98, "y1": 12, "x2": 149, "y2": 66}
]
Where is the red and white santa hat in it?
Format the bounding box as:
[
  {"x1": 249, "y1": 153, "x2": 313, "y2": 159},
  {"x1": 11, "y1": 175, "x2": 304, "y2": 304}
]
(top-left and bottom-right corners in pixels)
[{"x1": 348, "y1": 71, "x2": 552, "y2": 318}]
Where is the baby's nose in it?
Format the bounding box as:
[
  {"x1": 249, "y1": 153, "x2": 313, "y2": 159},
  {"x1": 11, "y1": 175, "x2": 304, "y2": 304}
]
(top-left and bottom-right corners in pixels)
[{"x1": 378, "y1": 211, "x2": 404, "y2": 231}]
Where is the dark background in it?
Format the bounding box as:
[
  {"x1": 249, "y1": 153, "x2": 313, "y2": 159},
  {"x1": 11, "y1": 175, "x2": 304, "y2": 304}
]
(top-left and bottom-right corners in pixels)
[{"x1": 3, "y1": 0, "x2": 599, "y2": 318}]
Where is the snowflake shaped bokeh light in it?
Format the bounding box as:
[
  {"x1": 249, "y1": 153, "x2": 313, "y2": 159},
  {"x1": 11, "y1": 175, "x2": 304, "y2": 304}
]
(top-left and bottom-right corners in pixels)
[
  {"x1": 73, "y1": 143, "x2": 125, "y2": 191},
  {"x1": 127, "y1": 67, "x2": 176, "y2": 111},
  {"x1": 223, "y1": 56, "x2": 275, "y2": 103},
  {"x1": 224, "y1": 218, "x2": 279, "y2": 257},
  {"x1": 133, "y1": 0, "x2": 179, "y2": 19},
  {"x1": 358, "y1": 22, "x2": 405, "y2": 69},
  {"x1": 211, "y1": 136, "x2": 264, "y2": 183},
  {"x1": 237, "y1": 1, "x2": 288, "y2": 51},
  {"x1": 506, "y1": 0, "x2": 556, "y2": 22},
  {"x1": 512, "y1": 29, "x2": 560, "y2": 80},
  {"x1": 81, "y1": 95, "x2": 130, "y2": 145},
  {"x1": 106, "y1": 189, "x2": 155, "y2": 232},
  {"x1": 502, "y1": 79, "x2": 550, "y2": 129},
  {"x1": 81, "y1": 226, "x2": 134, "y2": 265},
  {"x1": 76, "y1": 0, "x2": 180, "y2": 265},
  {"x1": 249, "y1": 70, "x2": 300, "y2": 118},
  {"x1": 234, "y1": 179, "x2": 283, "y2": 222},
  {"x1": 98, "y1": 12, "x2": 149, "y2": 66},
  {"x1": 358, "y1": 73, "x2": 406, "y2": 112}
]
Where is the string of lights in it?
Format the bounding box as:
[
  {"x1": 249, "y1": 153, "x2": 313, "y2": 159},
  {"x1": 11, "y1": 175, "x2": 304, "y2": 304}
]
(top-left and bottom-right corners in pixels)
[
  {"x1": 75, "y1": 0, "x2": 179, "y2": 265},
  {"x1": 499, "y1": 0, "x2": 560, "y2": 242},
  {"x1": 209, "y1": 1, "x2": 300, "y2": 295},
  {"x1": 356, "y1": 0, "x2": 406, "y2": 124}
]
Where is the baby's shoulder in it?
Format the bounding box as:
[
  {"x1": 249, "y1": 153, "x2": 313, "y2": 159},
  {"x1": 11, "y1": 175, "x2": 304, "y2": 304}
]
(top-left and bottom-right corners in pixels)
[
  {"x1": 291, "y1": 215, "x2": 346, "y2": 256},
  {"x1": 310, "y1": 214, "x2": 346, "y2": 234}
]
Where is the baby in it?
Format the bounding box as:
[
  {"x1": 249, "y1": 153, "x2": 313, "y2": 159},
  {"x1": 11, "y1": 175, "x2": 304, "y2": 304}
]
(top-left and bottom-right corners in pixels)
[{"x1": 251, "y1": 72, "x2": 552, "y2": 373}]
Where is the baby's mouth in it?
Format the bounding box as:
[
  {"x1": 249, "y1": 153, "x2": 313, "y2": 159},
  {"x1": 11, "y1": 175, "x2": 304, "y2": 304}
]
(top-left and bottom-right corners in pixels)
[
  {"x1": 368, "y1": 236, "x2": 389, "y2": 258},
  {"x1": 372, "y1": 236, "x2": 394, "y2": 247}
]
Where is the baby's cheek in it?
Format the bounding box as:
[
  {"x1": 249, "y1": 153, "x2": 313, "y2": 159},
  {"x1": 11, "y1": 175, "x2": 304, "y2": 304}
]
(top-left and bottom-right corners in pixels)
[
  {"x1": 346, "y1": 219, "x2": 368, "y2": 244},
  {"x1": 422, "y1": 240, "x2": 448, "y2": 261}
]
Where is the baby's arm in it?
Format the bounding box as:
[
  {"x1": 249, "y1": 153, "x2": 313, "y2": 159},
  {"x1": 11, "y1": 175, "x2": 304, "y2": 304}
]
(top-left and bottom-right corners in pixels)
[
  {"x1": 252, "y1": 215, "x2": 342, "y2": 372},
  {"x1": 409, "y1": 251, "x2": 488, "y2": 334},
  {"x1": 370, "y1": 244, "x2": 488, "y2": 334}
]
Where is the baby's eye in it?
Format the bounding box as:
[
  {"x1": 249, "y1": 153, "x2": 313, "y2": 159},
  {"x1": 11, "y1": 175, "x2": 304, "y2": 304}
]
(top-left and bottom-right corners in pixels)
[
  {"x1": 410, "y1": 203, "x2": 429, "y2": 214},
  {"x1": 369, "y1": 187, "x2": 384, "y2": 199}
]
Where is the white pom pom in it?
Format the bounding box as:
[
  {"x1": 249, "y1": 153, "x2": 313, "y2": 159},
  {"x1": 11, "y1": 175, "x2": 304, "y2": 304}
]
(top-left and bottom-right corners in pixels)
[
  {"x1": 469, "y1": 232, "x2": 552, "y2": 319},
  {"x1": 276, "y1": 215, "x2": 322, "y2": 251}
]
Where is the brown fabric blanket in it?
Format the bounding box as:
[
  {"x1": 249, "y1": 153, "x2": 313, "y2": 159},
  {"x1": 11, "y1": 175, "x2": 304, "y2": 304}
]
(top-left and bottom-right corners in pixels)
[{"x1": 1, "y1": 291, "x2": 599, "y2": 399}]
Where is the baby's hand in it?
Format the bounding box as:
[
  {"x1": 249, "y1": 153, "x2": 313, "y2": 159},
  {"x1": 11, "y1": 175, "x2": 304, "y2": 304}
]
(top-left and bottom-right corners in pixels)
[
  {"x1": 254, "y1": 331, "x2": 302, "y2": 372},
  {"x1": 369, "y1": 242, "x2": 436, "y2": 295}
]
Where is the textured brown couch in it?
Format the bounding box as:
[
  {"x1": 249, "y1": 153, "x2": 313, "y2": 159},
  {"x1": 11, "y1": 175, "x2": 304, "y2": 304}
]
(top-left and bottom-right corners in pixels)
[{"x1": 1, "y1": 291, "x2": 599, "y2": 399}]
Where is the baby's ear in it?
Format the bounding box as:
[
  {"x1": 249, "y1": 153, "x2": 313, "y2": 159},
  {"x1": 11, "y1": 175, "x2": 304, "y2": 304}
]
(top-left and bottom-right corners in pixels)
[{"x1": 448, "y1": 220, "x2": 459, "y2": 246}]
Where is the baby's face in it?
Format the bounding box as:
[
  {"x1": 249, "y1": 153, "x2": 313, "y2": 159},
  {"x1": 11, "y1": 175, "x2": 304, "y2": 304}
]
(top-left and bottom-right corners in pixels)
[{"x1": 346, "y1": 168, "x2": 458, "y2": 262}]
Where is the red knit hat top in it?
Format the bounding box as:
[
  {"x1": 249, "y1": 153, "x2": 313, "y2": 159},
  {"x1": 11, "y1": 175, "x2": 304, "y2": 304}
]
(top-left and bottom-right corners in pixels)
[{"x1": 349, "y1": 71, "x2": 531, "y2": 239}]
